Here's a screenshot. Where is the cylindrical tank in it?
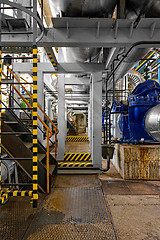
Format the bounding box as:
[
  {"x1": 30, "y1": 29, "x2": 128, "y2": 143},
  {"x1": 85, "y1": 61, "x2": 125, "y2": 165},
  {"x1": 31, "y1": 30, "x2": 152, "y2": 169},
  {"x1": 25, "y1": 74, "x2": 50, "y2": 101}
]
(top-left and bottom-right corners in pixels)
[{"x1": 145, "y1": 104, "x2": 160, "y2": 142}]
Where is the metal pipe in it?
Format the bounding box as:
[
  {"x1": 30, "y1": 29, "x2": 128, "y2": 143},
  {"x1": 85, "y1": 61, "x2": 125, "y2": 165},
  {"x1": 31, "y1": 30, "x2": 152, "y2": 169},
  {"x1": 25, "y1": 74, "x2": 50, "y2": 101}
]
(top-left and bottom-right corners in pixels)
[
  {"x1": 100, "y1": 156, "x2": 110, "y2": 172},
  {"x1": 106, "y1": 41, "x2": 160, "y2": 84}
]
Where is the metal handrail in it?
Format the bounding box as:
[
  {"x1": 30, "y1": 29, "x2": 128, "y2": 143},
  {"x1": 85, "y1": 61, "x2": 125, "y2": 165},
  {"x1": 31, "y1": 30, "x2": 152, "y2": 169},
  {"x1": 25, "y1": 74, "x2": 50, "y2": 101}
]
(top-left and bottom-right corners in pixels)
[
  {"x1": 1, "y1": 0, "x2": 44, "y2": 43},
  {"x1": 67, "y1": 111, "x2": 77, "y2": 128},
  {"x1": 2, "y1": 71, "x2": 52, "y2": 193},
  {"x1": 7, "y1": 68, "x2": 59, "y2": 160},
  {"x1": 8, "y1": 93, "x2": 54, "y2": 145}
]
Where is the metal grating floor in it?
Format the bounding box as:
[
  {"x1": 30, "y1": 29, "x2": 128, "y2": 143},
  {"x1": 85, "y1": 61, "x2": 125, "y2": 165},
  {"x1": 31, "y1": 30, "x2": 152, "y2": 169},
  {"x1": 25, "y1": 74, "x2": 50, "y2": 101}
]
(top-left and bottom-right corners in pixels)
[
  {"x1": 0, "y1": 176, "x2": 117, "y2": 240},
  {"x1": 24, "y1": 187, "x2": 117, "y2": 240},
  {"x1": 0, "y1": 197, "x2": 37, "y2": 240}
]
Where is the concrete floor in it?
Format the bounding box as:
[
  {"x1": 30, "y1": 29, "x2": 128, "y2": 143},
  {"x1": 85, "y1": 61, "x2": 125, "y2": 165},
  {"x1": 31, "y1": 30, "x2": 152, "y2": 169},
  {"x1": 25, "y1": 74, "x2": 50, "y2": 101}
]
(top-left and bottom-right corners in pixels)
[
  {"x1": 65, "y1": 141, "x2": 90, "y2": 153},
  {"x1": 99, "y1": 162, "x2": 160, "y2": 240}
]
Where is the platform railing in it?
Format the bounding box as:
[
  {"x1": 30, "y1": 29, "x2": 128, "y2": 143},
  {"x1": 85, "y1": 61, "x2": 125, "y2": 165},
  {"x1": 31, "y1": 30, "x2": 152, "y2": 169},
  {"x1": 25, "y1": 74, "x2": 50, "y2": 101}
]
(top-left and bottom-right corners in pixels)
[
  {"x1": 2, "y1": 70, "x2": 54, "y2": 194},
  {"x1": 8, "y1": 68, "x2": 59, "y2": 160}
]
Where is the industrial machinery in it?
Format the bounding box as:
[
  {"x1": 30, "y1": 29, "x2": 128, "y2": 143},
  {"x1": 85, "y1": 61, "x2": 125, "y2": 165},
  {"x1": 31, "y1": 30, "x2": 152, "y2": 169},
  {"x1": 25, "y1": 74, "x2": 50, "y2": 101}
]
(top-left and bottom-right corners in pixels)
[{"x1": 113, "y1": 80, "x2": 160, "y2": 143}]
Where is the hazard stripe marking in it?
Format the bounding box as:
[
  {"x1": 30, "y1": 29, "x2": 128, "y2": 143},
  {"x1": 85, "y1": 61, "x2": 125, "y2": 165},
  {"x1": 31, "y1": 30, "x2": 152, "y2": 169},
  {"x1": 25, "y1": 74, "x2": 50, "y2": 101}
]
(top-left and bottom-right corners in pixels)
[
  {"x1": 64, "y1": 152, "x2": 91, "y2": 162},
  {"x1": 58, "y1": 162, "x2": 93, "y2": 168},
  {"x1": 0, "y1": 191, "x2": 33, "y2": 204},
  {"x1": 66, "y1": 136, "x2": 89, "y2": 142}
]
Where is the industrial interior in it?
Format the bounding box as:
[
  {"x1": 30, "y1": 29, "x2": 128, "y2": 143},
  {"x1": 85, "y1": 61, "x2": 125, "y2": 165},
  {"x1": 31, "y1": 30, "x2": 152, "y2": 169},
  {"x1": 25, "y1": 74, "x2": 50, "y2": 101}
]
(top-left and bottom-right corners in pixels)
[{"x1": 0, "y1": 0, "x2": 160, "y2": 239}]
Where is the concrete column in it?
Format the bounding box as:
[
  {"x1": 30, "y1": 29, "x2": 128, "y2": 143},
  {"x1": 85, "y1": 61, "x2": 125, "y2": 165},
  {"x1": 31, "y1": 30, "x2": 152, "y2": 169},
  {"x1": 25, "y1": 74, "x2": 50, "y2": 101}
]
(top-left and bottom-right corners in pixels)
[
  {"x1": 91, "y1": 72, "x2": 102, "y2": 168},
  {"x1": 88, "y1": 103, "x2": 90, "y2": 140},
  {"x1": 46, "y1": 99, "x2": 52, "y2": 129},
  {"x1": 37, "y1": 71, "x2": 44, "y2": 144},
  {"x1": 57, "y1": 75, "x2": 66, "y2": 161},
  {"x1": 89, "y1": 79, "x2": 93, "y2": 149}
]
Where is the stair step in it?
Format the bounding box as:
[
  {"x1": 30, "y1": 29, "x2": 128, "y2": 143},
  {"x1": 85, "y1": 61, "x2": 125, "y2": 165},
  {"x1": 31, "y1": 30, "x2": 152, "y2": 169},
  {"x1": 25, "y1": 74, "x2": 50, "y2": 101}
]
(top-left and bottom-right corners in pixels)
[
  {"x1": 23, "y1": 142, "x2": 33, "y2": 149},
  {"x1": 4, "y1": 121, "x2": 19, "y2": 124},
  {"x1": 38, "y1": 153, "x2": 46, "y2": 162}
]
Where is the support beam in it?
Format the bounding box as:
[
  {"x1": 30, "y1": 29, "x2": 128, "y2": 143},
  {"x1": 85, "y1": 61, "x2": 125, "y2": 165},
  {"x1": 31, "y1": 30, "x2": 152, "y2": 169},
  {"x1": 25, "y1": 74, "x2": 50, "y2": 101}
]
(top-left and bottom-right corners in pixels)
[
  {"x1": 91, "y1": 72, "x2": 102, "y2": 168},
  {"x1": 13, "y1": 62, "x2": 105, "y2": 74},
  {"x1": 2, "y1": 18, "x2": 160, "y2": 47},
  {"x1": 57, "y1": 75, "x2": 66, "y2": 161},
  {"x1": 65, "y1": 76, "x2": 90, "y2": 85}
]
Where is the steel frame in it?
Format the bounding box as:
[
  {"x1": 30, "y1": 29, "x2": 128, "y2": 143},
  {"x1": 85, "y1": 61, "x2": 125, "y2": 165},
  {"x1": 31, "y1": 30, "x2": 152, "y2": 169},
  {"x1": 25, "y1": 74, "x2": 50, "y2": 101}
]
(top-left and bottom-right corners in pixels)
[{"x1": 1, "y1": 18, "x2": 160, "y2": 48}]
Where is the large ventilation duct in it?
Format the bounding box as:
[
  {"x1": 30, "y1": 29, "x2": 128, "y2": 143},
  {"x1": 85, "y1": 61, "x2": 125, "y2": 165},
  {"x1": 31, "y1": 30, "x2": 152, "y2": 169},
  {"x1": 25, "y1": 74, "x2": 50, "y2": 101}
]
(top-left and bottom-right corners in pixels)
[
  {"x1": 126, "y1": 0, "x2": 160, "y2": 19},
  {"x1": 109, "y1": 0, "x2": 160, "y2": 87},
  {"x1": 49, "y1": 0, "x2": 118, "y2": 18},
  {"x1": 110, "y1": 0, "x2": 160, "y2": 87},
  {"x1": 61, "y1": 47, "x2": 101, "y2": 63},
  {"x1": 48, "y1": 0, "x2": 118, "y2": 62},
  {"x1": 115, "y1": 48, "x2": 149, "y2": 82}
]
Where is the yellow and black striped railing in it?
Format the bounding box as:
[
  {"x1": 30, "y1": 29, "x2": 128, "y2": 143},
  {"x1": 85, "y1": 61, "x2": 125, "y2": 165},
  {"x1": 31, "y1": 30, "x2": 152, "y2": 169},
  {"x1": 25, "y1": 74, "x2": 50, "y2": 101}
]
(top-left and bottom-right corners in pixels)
[
  {"x1": 32, "y1": 45, "x2": 38, "y2": 208},
  {"x1": 0, "y1": 46, "x2": 2, "y2": 199},
  {"x1": 0, "y1": 190, "x2": 33, "y2": 204},
  {"x1": 47, "y1": 53, "x2": 57, "y2": 68}
]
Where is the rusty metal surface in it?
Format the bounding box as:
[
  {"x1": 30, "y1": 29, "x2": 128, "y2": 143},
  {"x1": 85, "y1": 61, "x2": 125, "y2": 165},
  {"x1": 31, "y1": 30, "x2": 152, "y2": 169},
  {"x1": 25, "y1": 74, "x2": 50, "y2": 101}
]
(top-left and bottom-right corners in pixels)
[{"x1": 24, "y1": 187, "x2": 117, "y2": 240}]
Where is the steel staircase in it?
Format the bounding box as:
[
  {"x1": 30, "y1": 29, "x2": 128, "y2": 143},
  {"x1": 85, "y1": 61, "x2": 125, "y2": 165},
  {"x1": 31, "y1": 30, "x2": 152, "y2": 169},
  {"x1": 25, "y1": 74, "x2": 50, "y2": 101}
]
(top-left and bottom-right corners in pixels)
[{"x1": 1, "y1": 108, "x2": 57, "y2": 193}]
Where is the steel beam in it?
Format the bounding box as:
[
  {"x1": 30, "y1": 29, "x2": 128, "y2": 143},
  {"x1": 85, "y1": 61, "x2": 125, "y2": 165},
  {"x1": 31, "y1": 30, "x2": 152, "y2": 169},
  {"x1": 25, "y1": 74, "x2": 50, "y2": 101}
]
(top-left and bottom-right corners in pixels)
[
  {"x1": 13, "y1": 62, "x2": 105, "y2": 73},
  {"x1": 64, "y1": 76, "x2": 90, "y2": 85},
  {"x1": 2, "y1": 18, "x2": 160, "y2": 47}
]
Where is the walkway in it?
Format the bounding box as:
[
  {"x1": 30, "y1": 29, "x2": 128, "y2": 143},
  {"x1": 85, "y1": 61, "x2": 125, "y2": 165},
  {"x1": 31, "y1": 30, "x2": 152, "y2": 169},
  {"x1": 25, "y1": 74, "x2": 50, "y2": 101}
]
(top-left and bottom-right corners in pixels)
[{"x1": 0, "y1": 162, "x2": 159, "y2": 240}]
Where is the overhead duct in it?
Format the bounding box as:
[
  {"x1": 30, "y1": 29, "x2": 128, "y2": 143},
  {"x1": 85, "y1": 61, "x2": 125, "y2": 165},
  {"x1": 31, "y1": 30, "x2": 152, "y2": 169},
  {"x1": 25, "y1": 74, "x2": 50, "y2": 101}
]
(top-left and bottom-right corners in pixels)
[
  {"x1": 108, "y1": 0, "x2": 160, "y2": 88},
  {"x1": 48, "y1": 0, "x2": 118, "y2": 63},
  {"x1": 114, "y1": 48, "x2": 149, "y2": 82},
  {"x1": 126, "y1": 0, "x2": 160, "y2": 19},
  {"x1": 48, "y1": 0, "x2": 118, "y2": 18}
]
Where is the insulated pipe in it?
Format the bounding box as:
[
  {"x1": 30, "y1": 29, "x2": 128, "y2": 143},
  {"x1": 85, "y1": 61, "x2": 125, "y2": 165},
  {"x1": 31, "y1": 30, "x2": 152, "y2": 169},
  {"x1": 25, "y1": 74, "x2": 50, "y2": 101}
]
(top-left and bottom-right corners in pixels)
[
  {"x1": 106, "y1": 41, "x2": 160, "y2": 86},
  {"x1": 49, "y1": 0, "x2": 118, "y2": 18},
  {"x1": 126, "y1": 0, "x2": 160, "y2": 19},
  {"x1": 108, "y1": 0, "x2": 160, "y2": 87},
  {"x1": 48, "y1": 0, "x2": 118, "y2": 63}
]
